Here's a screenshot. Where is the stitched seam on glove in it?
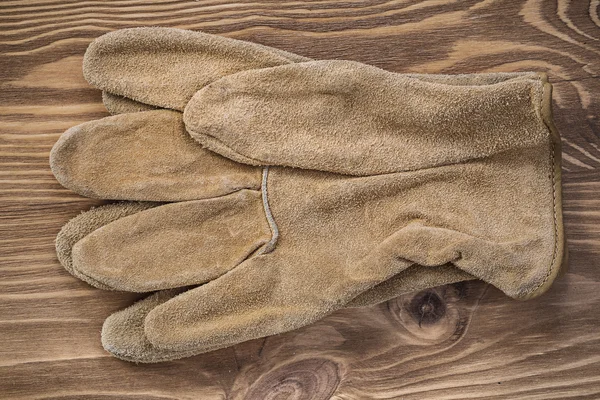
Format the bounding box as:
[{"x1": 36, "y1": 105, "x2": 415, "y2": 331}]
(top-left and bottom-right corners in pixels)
[{"x1": 258, "y1": 166, "x2": 279, "y2": 255}]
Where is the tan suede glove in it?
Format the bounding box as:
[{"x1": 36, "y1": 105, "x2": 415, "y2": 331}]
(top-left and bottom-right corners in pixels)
[
  {"x1": 50, "y1": 28, "x2": 565, "y2": 362},
  {"x1": 74, "y1": 27, "x2": 549, "y2": 306},
  {"x1": 60, "y1": 27, "x2": 489, "y2": 304}
]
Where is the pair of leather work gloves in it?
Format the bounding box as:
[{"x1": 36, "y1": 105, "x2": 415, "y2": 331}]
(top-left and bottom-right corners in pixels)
[{"x1": 50, "y1": 28, "x2": 566, "y2": 363}]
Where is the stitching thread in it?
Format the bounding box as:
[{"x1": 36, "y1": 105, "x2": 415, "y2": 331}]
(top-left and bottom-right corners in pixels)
[{"x1": 258, "y1": 166, "x2": 279, "y2": 255}]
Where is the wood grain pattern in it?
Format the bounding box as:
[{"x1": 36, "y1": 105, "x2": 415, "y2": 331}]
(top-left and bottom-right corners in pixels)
[{"x1": 1, "y1": 1, "x2": 599, "y2": 399}]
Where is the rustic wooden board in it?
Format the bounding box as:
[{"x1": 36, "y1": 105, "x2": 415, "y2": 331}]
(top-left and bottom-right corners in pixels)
[{"x1": 1, "y1": 1, "x2": 599, "y2": 399}]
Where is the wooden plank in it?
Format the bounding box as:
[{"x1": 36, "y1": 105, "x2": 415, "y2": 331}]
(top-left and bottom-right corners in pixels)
[{"x1": 0, "y1": 1, "x2": 598, "y2": 398}]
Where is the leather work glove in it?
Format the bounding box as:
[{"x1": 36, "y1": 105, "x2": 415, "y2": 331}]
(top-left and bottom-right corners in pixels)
[
  {"x1": 57, "y1": 28, "x2": 488, "y2": 309},
  {"x1": 50, "y1": 28, "x2": 566, "y2": 362},
  {"x1": 75, "y1": 27, "x2": 549, "y2": 305}
]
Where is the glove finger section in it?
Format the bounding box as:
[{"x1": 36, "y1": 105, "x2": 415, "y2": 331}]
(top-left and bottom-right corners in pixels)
[
  {"x1": 57, "y1": 201, "x2": 159, "y2": 290},
  {"x1": 84, "y1": 27, "x2": 310, "y2": 111},
  {"x1": 71, "y1": 190, "x2": 273, "y2": 292},
  {"x1": 58, "y1": 202, "x2": 473, "y2": 306},
  {"x1": 144, "y1": 256, "x2": 306, "y2": 353},
  {"x1": 102, "y1": 288, "x2": 241, "y2": 362},
  {"x1": 140, "y1": 238, "x2": 472, "y2": 353},
  {"x1": 185, "y1": 60, "x2": 549, "y2": 176},
  {"x1": 102, "y1": 92, "x2": 158, "y2": 115},
  {"x1": 50, "y1": 110, "x2": 261, "y2": 201},
  {"x1": 102, "y1": 71, "x2": 536, "y2": 117},
  {"x1": 58, "y1": 203, "x2": 473, "y2": 307},
  {"x1": 101, "y1": 288, "x2": 199, "y2": 362}
]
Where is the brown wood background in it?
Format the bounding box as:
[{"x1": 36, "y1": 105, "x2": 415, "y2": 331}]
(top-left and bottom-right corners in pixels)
[{"x1": 1, "y1": 1, "x2": 599, "y2": 399}]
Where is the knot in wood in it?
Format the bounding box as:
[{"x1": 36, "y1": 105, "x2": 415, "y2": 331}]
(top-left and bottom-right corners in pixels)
[
  {"x1": 244, "y1": 358, "x2": 341, "y2": 400},
  {"x1": 409, "y1": 290, "x2": 446, "y2": 326}
]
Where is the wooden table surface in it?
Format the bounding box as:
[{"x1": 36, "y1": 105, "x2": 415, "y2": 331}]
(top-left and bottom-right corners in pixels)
[{"x1": 1, "y1": 1, "x2": 599, "y2": 399}]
